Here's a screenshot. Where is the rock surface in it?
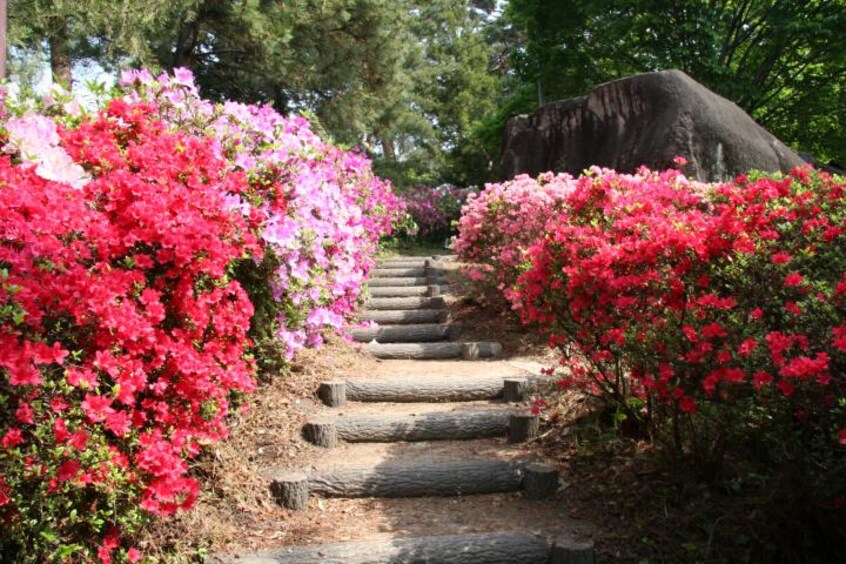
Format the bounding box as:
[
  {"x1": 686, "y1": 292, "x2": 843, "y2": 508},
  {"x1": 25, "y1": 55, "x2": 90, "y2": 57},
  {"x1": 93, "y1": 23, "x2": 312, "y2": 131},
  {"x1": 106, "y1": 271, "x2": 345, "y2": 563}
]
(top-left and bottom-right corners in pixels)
[{"x1": 500, "y1": 69, "x2": 804, "y2": 181}]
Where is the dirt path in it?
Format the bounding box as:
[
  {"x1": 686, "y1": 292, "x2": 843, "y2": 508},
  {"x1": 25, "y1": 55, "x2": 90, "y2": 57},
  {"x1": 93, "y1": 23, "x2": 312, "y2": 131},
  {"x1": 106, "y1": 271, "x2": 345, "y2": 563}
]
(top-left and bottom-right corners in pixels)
[{"x1": 210, "y1": 256, "x2": 596, "y2": 563}]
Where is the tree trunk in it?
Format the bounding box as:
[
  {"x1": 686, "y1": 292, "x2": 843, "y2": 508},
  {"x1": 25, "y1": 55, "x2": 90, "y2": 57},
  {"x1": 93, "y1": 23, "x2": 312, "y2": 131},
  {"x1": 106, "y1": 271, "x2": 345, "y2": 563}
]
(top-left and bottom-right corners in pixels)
[
  {"x1": 172, "y1": 16, "x2": 199, "y2": 68},
  {"x1": 380, "y1": 134, "x2": 396, "y2": 161},
  {"x1": 49, "y1": 22, "x2": 72, "y2": 90}
]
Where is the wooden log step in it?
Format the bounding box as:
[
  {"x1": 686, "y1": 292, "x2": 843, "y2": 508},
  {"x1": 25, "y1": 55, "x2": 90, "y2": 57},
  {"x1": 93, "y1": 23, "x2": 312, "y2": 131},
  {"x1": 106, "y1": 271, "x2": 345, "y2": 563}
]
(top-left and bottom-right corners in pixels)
[
  {"x1": 372, "y1": 267, "x2": 427, "y2": 278},
  {"x1": 339, "y1": 377, "x2": 506, "y2": 404},
  {"x1": 229, "y1": 531, "x2": 551, "y2": 563},
  {"x1": 365, "y1": 296, "x2": 445, "y2": 310},
  {"x1": 461, "y1": 341, "x2": 504, "y2": 360},
  {"x1": 368, "y1": 276, "x2": 449, "y2": 287},
  {"x1": 360, "y1": 309, "x2": 447, "y2": 325},
  {"x1": 551, "y1": 537, "x2": 596, "y2": 564},
  {"x1": 368, "y1": 341, "x2": 502, "y2": 360},
  {"x1": 304, "y1": 411, "x2": 538, "y2": 445},
  {"x1": 368, "y1": 285, "x2": 429, "y2": 297},
  {"x1": 350, "y1": 323, "x2": 462, "y2": 343},
  {"x1": 376, "y1": 258, "x2": 451, "y2": 268},
  {"x1": 318, "y1": 375, "x2": 552, "y2": 407},
  {"x1": 368, "y1": 342, "x2": 460, "y2": 359},
  {"x1": 306, "y1": 458, "x2": 525, "y2": 498},
  {"x1": 306, "y1": 410, "x2": 510, "y2": 444},
  {"x1": 376, "y1": 259, "x2": 430, "y2": 268},
  {"x1": 372, "y1": 268, "x2": 447, "y2": 278}
]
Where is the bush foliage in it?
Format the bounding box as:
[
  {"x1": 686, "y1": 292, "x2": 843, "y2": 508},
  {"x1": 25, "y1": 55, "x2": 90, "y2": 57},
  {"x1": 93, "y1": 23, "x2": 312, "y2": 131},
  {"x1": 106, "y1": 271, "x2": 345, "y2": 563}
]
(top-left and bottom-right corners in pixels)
[
  {"x1": 395, "y1": 184, "x2": 475, "y2": 242},
  {"x1": 0, "y1": 72, "x2": 398, "y2": 562},
  {"x1": 459, "y1": 164, "x2": 845, "y2": 551}
]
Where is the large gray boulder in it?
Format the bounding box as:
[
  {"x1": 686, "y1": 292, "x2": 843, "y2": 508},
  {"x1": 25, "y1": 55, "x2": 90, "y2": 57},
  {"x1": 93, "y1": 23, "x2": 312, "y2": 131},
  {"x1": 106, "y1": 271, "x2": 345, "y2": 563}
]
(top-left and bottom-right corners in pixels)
[{"x1": 500, "y1": 69, "x2": 804, "y2": 181}]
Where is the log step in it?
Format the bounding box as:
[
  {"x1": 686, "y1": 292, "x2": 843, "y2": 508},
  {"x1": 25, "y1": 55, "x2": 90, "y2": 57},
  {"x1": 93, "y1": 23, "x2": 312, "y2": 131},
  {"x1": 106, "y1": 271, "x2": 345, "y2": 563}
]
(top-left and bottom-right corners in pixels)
[
  {"x1": 229, "y1": 531, "x2": 553, "y2": 563},
  {"x1": 376, "y1": 259, "x2": 429, "y2": 268},
  {"x1": 350, "y1": 323, "x2": 462, "y2": 343},
  {"x1": 368, "y1": 276, "x2": 449, "y2": 287},
  {"x1": 368, "y1": 341, "x2": 502, "y2": 360},
  {"x1": 270, "y1": 459, "x2": 559, "y2": 503},
  {"x1": 304, "y1": 410, "x2": 539, "y2": 445},
  {"x1": 369, "y1": 341, "x2": 461, "y2": 360},
  {"x1": 360, "y1": 309, "x2": 447, "y2": 324},
  {"x1": 368, "y1": 285, "x2": 430, "y2": 297},
  {"x1": 317, "y1": 459, "x2": 521, "y2": 498},
  {"x1": 319, "y1": 377, "x2": 506, "y2": 405},
  {"x1": 372, "y1": 267, "x2": 424, "y2": 278},
  {"x1": 305, "y1": 410, "x2": 508, "y2": 444},
  {"x1": 376, "y1": 259, "x2": 449, "y2": 269},
  {"x1": 318, "y1": 376, "x2": 553, "y2": 406},
  {"x1": 365, "y1": 296, "x2": 446, "y2": 310},
  {"x1": 372, "y1": 267, "x2": 447, "y2": 278}
]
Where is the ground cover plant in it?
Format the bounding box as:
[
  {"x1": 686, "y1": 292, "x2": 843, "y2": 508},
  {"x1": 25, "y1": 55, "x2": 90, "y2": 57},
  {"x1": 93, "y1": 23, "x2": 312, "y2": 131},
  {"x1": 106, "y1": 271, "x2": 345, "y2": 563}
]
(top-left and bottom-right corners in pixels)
[
  {"x1": 0, "y1": 72, "x2": 398, "y2": 562},
  {"x1": 459, "y1": 164, "x2": 846, "y2": 559}
]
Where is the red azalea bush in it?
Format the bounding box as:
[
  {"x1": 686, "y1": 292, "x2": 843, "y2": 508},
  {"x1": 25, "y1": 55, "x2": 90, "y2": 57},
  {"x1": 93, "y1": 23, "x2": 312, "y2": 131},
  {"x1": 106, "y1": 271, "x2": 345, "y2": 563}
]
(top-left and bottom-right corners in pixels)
[
  {"x1": 510, "y1": 166, "x2": 845, "y2": 519},
  {"x1": 0, "y1": 100, "x2": 258, "y2": 561}
]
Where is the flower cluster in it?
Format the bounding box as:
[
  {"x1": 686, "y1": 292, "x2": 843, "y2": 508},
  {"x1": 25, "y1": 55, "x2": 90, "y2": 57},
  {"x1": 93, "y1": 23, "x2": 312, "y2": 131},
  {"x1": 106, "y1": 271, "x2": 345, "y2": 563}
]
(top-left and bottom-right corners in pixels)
[
  {"x1": 497, "y1": 166, "x2": 844, "y2": 480},
  {"x1": 397, "y1": 184, "x2": 475, "y2": 240},
  {"x1": 1, "y1": 98, "x2": 257, "y2": 561},
  {"x1": 119, "y1": 70, "x2": 402, "y2": 359},
  {"x1": 453, "y1": 172, "x2": 577, "y2": 292},
  {"x1": 0, "y1": 71, "x2": 399, "y2": 562}
]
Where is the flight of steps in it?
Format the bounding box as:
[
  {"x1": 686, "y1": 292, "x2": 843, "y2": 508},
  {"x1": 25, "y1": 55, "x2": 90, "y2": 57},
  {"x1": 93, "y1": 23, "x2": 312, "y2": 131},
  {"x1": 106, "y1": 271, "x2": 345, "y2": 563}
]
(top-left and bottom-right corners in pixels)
[
  {"x1": 223, "y1": 256, "x2": 594, "y2": 564},
  {"x1": 355, "y1": 256, "x2": 503, "y2": 360}
]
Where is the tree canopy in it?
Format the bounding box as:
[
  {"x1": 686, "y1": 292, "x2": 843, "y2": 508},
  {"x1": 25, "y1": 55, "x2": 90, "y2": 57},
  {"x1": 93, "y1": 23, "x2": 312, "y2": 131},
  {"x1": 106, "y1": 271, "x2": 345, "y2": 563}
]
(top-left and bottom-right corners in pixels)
[
  {"x1": 6, "y1": 0, "x2": 846, "y2": 185},
  {"x1": 502, "y1": 0, "x2": 846, "y2": 168}
]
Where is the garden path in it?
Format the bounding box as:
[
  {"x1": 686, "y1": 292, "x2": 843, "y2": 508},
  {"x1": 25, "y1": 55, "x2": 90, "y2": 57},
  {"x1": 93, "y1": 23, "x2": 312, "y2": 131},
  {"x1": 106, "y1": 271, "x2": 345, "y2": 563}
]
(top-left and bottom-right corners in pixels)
[{"x1": 223, "y1": 256, "x2": 596, "y2": 563}]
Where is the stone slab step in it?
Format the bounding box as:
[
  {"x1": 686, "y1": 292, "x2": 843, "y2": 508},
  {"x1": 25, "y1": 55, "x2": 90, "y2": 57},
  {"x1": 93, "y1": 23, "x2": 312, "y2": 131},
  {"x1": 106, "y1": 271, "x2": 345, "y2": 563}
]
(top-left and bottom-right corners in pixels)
[
  {"x1": 226, "y1": 531, "x2": 565, "y2": 564},
  {"x1": 303, "y1": 410, "x2": 539, "y2": 445},
  {"x1": 368, "y1": 341, "x2": 502, "y2": 360},
  {"x1": 271, "y1": 460, "x2": 559, "y2": 507},
  {"x1": 368, "y1": 276, "x2": 449, "y2": 287},
  {"x1": 365, "y1": 296, "x2": 446, "y2": 310},
  {"x1": 350, "y1": 323, "x2": 462, "y2": 343}
]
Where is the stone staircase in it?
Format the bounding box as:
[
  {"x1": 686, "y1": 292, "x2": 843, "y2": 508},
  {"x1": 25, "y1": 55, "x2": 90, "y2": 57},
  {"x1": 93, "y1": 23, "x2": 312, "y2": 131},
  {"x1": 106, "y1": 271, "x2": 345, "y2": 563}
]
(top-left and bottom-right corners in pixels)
[{"x1": 221, "y1": 255, "x2": 594, "y2": 563}]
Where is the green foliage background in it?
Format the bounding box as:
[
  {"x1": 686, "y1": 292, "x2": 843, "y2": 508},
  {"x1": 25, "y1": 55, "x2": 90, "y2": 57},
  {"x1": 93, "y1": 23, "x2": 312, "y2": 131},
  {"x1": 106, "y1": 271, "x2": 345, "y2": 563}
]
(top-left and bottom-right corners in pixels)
[{"x1": 6, "y1": 0, "x2": 846, "y2": 188}]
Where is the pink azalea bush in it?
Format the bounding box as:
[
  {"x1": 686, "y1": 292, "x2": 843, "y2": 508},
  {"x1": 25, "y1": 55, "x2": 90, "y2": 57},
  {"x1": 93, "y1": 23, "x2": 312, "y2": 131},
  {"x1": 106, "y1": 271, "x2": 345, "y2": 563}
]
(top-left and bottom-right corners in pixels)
[
  {"x1": 454, "y1": 172, "x2": 577, "y2": 292},
  {"x1": 397, "y1": 184, "x2": 475, "y2": 240},
  {"x1": 119, "y1": 69, "x2": 401, "y2": 361},
  {"x1": 0, "y1": 71, "x2": 399, "y2": 562}
]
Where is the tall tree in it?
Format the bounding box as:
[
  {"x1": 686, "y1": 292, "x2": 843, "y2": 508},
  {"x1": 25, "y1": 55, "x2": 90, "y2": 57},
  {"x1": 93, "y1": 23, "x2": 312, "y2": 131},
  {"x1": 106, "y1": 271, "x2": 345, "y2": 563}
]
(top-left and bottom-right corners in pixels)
[
  {"x1": 499, "y1": 0, "x2": 846, "y2": 166},
  {"x1": 7, "y1": 0, "x2": 198, "y2": 89},
  {"x1": 411, "y1": 0, "x2": 501, "y2": 185}
]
